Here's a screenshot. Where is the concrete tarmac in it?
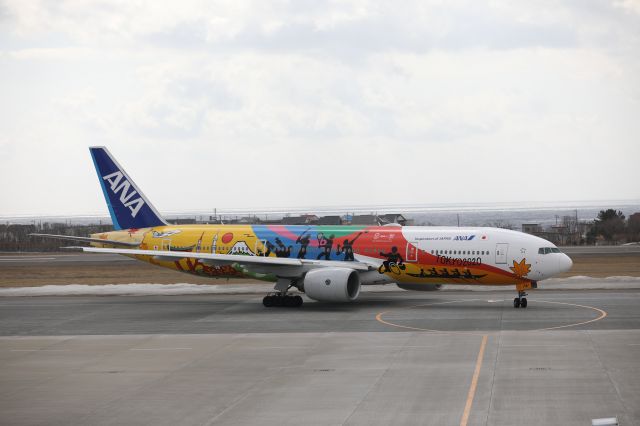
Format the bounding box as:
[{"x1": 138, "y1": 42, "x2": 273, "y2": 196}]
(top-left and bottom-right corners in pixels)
[{"x1": 1, "y1": 289, "x2": 639, "y2": 425}]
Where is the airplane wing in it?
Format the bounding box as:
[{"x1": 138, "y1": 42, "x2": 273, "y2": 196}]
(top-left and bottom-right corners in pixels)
[
  {"x1": 30, "y1": 233, "x2": 141, "y2": 247},
  {"x1": 68, "y1": 246, "x2": 376, "y2": 274}
]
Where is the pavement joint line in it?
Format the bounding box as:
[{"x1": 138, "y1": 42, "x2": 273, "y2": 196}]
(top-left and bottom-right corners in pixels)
[
  {"x1": 0, "y1": 256, "x2": 57, "y2": 259},
  {"x1": 77, "y1": 336, "x2": 244, "y2": 425},
  {"x1": 502, "y1": 344, "x2": 567, "y2": 347},
  {"x1": 586, "y1": 329, "x2": 631, "y2": 424},
  {"x1": 340, "y1": 332, "x2": 413, "y2": 425},
  {"x1": 460, "y1": 334, "x2": 488, "y2": 426},
  {"x1": 0, "y1": 259, "x2": 56, "y2": 262},
  {"x1": 129, "y1": 347, "x2": 192, "y2": 351}
]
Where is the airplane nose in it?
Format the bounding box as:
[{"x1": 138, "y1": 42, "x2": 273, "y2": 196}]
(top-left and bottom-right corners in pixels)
[{"x1": 558, "y1": 254, "x2": 573, "y2": 273}]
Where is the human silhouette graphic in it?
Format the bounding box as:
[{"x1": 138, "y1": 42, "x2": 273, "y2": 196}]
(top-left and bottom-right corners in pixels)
[
  {"x1": 378, "y1": 246, "x2": 404, "y2": 273},
  {"x1": 296, "y1": 230, "x2": 311, "y2": 259},
  {"x1": 316, "y1": 233, "x2": 335, "y2": 260},
  {"x1": 336, "y1": 232, "x2": 363, "y2": 261}
]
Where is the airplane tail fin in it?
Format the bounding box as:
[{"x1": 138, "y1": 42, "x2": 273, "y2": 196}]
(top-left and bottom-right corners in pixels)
[{"x1": 89, "y1": 146, "x2": 168, "y2": 230}]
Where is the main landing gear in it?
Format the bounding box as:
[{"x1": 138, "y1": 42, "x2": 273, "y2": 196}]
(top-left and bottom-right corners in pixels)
[
  {"x1": 263, "y1": 292, "x2": 303, "y2": 307},
  {"x1": 263, "y1": 278, "x2": 303, "y2": 308},
  {"x1": 513, "y1": 291, "x2": 528, "y2": 308}
]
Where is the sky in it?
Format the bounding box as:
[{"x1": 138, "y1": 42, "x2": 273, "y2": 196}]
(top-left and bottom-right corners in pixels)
[{"x1": 1, "y1": 0, "x2": 639, "y2": 217}]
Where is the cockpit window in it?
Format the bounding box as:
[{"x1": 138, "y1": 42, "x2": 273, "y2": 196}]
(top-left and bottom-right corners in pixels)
[{"x1": 538, "y1": 247, "x2": 562, "y2": 254}]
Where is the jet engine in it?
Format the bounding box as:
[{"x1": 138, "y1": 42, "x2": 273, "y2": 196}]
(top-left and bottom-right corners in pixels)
[
  {"x1": 303, "y1": 268, "x2": 361, "y2": 302},
  {"x1": 396, "y1": 284, "x2": 442, "y2": 291}
]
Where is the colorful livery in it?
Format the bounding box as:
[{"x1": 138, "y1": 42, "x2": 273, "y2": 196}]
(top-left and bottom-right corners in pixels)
[{"x1": 32, "y1": 147, "x2": 573, "y2": 309}]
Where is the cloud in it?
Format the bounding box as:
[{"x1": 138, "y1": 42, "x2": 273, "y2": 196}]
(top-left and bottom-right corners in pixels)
[{"x1": 0, "y1": 1, "x2": 639, "y2": 215}]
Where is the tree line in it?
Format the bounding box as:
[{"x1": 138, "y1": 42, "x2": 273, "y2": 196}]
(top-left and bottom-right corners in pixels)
[{"x1": 587, "y1": 209, "x2": 640, "y2": 244}]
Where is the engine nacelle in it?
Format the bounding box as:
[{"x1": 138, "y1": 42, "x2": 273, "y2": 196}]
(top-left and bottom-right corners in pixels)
[
  {"x1": 303, "y1": 268, "x2": 361, "y2": 302},
  {"x1": 396, "y1": 283, "x2": 443, "y2": 291}
]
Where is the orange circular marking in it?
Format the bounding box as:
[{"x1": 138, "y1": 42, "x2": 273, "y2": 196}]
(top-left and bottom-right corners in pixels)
[
  {"x1": 375, "y1": 299, "x2": 608, "y2": 333},
  {"x1": 530, "y1": 300, "x2": 607, "y2": 331}
]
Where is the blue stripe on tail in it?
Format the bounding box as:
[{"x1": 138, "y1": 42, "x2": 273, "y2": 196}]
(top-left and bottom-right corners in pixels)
[{"x1": 89, "y1": 147, "x2": 167, "y2": 230}]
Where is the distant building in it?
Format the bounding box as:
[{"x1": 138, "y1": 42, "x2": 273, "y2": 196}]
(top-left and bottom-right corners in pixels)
[
  {"x1": 317, "y1": 215, "x2": 342, "y2": 225},
  {"x1": 281, "y1": 216, "x2": 307, "y2": 225},
  {"x1": 522, "y1": 223, "x2": 542, "y2": 234},
  {"x1": 169, "y1": 218, "x2": 197, "y2": 225},
  {"x1": 281, "y1": 215, "x2": 318, "y2": 225},
  {"x1": 351, "y1": 215, "x2": 380, "y2": 225}
]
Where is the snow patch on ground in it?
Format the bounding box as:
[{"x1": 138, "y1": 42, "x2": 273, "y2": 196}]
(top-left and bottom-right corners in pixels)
[{"x1": 1, "y1": 276, "x2": 640, "y2": 296}]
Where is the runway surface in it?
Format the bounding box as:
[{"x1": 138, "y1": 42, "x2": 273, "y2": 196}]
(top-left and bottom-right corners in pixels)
[
  {"x1": 1, "y1": 289, "x2": 639, "y2": 425},
  {"x1": 0, "y1": 289, "x2": 638, "y2": 335},
  {"x1": 0, "y1": 253, "x2": 136, "y2": 267}
]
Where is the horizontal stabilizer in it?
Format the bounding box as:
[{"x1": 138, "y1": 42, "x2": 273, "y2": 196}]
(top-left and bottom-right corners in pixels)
[{"x1": 29, "y1": 233, "x2": 141, "y2": 247}]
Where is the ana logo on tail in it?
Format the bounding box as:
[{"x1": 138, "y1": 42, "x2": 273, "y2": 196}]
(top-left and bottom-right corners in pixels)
[{"x1": 102, "y1": 171, "x2": 146, "y2": 218}]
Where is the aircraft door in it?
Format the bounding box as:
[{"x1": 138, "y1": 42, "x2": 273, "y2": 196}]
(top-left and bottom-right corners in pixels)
[
  {"x1": 162, "y1": 239, "x2": 171, "y2": 251},
  {"x1": 406, "y1": 242, "x2": 418, "y2": 262},
  {"x1": 495, "y1": 243, "x2": 508, "y2": 264}
]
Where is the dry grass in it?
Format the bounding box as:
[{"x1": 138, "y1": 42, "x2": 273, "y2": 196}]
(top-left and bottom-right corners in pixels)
[
  {"x1": 0, "y1": 253, "x2": 638, "y2": 287},
  {"x1": 557, "y1": 254, "x2": 640, "y2": 278}
]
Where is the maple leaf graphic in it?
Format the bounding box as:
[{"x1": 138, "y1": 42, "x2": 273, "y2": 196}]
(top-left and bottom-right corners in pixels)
[{"x1": 510, "y1": 258, "x2": 531, "y2": 278}]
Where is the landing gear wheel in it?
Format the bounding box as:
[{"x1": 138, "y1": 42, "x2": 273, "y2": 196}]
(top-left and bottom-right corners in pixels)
[
  {"x1": 520, "y1": 298, "x2": 527, "y2": 308},
  {"x1": 513, "y1": 297, "x2": 521, "y2": 308},
  {"x1": 263, "y1": 292, "x2": 303, "y2": 308}
]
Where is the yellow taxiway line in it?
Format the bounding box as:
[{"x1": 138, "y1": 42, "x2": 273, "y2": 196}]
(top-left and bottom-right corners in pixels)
[{"x1": 459, "y1": 334, "x2": 488, "y2": 426}]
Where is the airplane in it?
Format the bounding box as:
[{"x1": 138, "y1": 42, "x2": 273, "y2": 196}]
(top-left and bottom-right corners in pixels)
[{"x1": 32, "y1": 147, "x2": 573, "y2": 309}]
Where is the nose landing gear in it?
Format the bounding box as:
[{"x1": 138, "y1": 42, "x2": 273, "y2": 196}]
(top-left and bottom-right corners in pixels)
[{"x1": 513, "y1": 291, "x2": 528, "y2": 308}]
